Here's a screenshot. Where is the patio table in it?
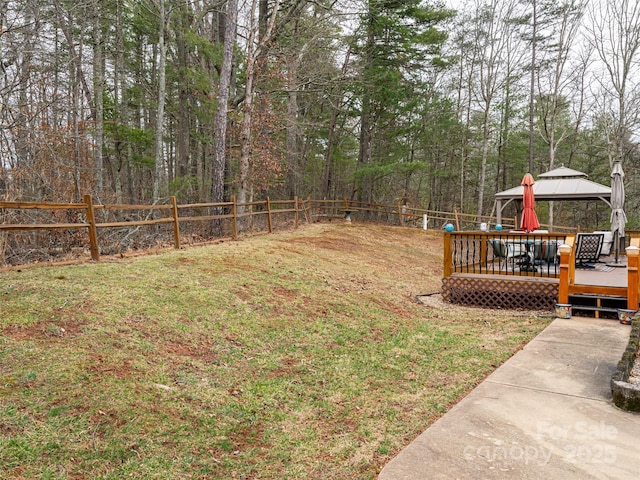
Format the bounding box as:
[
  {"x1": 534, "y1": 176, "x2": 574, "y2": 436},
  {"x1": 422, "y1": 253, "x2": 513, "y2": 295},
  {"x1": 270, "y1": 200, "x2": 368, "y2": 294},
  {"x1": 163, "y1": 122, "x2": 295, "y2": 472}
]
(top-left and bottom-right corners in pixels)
[{"x1": 511, "y1": 239, "x2": 537, "y2": 272}]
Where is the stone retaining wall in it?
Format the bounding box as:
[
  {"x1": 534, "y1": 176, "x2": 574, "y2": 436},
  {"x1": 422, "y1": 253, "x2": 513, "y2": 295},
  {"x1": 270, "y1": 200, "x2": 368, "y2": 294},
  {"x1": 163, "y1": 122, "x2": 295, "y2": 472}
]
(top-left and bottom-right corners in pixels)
[{"x1": 611, "y1": 314, "x2": 640, "y2": 412}]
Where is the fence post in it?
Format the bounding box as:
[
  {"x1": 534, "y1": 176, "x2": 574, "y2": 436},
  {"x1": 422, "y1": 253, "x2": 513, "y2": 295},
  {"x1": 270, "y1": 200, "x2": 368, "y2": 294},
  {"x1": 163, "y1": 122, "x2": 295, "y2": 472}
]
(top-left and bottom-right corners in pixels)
[
  {"x1": 84, "y1": 194, "x2": 100, "y2": 261},
  {"x1": 454, "y1": 208, "x2": 460, "y2": 230},
  {"x1": 231, "y1": 196, "x2": 238, "y2": 239},
  {"x1": 306, "y1": 196, "x2": 313, "y2": 223},
  {"x1": 294, "y1": 196, "x2": 299, "y2": 228},
  {"x1": 342, "y1": 197, "x2": 351, "y2": 222},
  {"x1": 170, "y1": 196, "x2": 180, "y2": 249},
  {"x1": 626, "y1": 246, "x2": 639, "y2": 311},
  {"x1": 266, "y1": 196, "x2": 273, "y2": 233},
  {"x1": 300, "y1": 197, "x2": 311, "y2": 224}
]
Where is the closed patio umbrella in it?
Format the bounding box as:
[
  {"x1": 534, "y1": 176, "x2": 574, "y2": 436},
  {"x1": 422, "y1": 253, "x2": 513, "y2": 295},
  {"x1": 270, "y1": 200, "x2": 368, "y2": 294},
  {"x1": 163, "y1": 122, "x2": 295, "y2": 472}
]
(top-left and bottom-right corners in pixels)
[
  {"x1": 609, "y1": 160, "x2": 627, "y2": 266},
  {"x1": 520, "y1": 173, "x2": 540, "y2": 233}
]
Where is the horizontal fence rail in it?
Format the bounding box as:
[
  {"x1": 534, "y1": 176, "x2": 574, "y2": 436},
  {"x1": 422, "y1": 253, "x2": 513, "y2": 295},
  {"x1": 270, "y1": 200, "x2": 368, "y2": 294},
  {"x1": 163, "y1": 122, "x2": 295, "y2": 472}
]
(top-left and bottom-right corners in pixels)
[
  {"x1": 0, "y1": 195, "x2": 302, "y2": 266},
  {"x1": 1, "y1": 196, "x2": 578, "y2": 268},
  {"x1": 308, "y1": 199, "x2": 522, "y2": 231}
]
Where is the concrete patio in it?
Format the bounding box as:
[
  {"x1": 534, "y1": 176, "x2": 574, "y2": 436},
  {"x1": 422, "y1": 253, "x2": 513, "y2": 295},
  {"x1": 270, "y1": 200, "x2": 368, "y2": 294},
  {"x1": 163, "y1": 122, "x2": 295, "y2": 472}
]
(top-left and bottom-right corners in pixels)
[{"x1": 379, "y1": 316, "x2": 640, "y2": 480}]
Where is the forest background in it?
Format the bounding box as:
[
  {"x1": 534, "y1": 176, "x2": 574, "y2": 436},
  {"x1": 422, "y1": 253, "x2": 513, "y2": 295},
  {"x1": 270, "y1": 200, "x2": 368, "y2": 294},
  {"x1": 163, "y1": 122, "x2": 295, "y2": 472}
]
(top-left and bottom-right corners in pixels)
[{"x1": 2, "y1": 0, "x2": 640, "y2": 230}]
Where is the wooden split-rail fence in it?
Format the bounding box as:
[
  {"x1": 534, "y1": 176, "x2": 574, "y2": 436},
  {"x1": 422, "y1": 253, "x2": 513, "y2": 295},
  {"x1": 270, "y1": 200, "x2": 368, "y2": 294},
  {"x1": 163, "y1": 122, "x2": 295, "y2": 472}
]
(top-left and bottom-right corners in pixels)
[{"x1": 0, "y1": 196, "x2": 518, "y2": 265}]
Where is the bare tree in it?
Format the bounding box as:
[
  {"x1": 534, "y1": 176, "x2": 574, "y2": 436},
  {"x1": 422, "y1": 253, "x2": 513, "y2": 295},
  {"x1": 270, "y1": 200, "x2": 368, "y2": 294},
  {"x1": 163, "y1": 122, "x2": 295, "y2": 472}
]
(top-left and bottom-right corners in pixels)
[
  {"x1": 92, "y1": 0, "x2": 104, "y2": 195},
  {"x1": 471, "y1": 0, "x2": 521, "y2": 216},
  {"x1": 528, "y1": 0, "x2": 537, "y2": 174},
  {"x1": 212, "y1": 0, "x2": 239, "y2": 210},
  {"x1": 536, "y1": 0, "x2": 586, "y2": 226},
  {"x1": 450, "y1": 8, "x2": 480, "y2": 211},
  {"x1": 152, "y1": 0, "x2": 168, "y2": 204},
  {"x1": 587, "y1": 0, "x2": 640, "y2": 168},
  {"x1": 537, "y1": 0, "x2": 585, "y2": 170},
  {"x1": 236, "y1": 0, "x2": 276, "y2": 209},
  {"x1": 567, "y1": 41, "x2": 594, "y2": 167},
  {"x1": 321, "y1": 49, "x2": 351, "y2": 200},
  {"x1": 236, "y1": 0, "x2": 309, "y2": 209}
]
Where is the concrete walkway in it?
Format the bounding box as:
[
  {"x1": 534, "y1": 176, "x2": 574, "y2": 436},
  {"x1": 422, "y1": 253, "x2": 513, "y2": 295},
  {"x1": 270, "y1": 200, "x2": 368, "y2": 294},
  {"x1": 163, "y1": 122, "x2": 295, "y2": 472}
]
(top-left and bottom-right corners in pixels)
[{"x1": 379, "y1": 316, "x2": 640, "y2": 480}]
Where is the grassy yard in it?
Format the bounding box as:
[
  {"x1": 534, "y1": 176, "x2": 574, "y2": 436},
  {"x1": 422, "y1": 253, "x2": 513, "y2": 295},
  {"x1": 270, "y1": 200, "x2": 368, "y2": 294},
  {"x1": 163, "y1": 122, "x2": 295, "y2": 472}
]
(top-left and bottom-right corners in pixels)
[{"x1": 0, "y1": 223, "x2": 551, "y2": 479}]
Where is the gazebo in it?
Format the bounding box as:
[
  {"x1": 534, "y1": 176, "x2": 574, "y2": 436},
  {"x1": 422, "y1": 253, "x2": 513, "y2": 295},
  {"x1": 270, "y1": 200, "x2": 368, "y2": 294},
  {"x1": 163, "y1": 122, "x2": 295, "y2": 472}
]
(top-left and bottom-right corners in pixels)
[{"x1": 494, "y1": 166, "x2": 612, "y2": 225}]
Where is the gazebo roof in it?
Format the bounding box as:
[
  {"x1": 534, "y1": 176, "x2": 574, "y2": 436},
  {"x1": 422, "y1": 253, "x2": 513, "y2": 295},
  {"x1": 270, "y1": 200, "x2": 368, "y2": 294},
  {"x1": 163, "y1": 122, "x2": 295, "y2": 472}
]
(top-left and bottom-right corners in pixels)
[
  {"x1": 494, "y1": 167, "x2": 612, "y2": 224},
  {"x1": 537, "y1": 166, "x2": 588, "y2": 179},
  {"x1": 495, "y1": 167, "x2": 611, "y2": 202}
]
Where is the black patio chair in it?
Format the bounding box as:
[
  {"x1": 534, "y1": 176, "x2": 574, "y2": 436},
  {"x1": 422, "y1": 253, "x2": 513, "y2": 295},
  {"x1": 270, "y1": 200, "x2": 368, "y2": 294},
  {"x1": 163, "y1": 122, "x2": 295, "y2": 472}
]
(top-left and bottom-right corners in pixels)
[{"x1": 574, "y1": 233, "x2": 604, "y2": 269}]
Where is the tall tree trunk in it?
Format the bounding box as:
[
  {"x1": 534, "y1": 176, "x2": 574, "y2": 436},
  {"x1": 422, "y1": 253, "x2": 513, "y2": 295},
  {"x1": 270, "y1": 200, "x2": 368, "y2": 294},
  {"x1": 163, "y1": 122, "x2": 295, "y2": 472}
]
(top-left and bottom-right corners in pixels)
[
  {"x1": 53, "y1": 0, "x2": 96, "y2": 119},
  {"x1": 153, "y1": 0, "x2": 168, "y2": 204},
  {"x1": 237, "y1": 29, "x2": 257, "y2": 208},
  {"x1": 356, "y1": 5, "x2": 376, "y2": 204},
  {"x1": 321, "y1": 50, "x2": 351, "y2": 200},
  {"x1": 175, "y1": 2, "x2": 191, "y2": 181},
  {"x1": 476, "y1": 111, "x2": 490, "y2": 217},
  {"x1": 15, "y1": 0, "x2": 36, "y2": 196},
  {"x1": 285, "y1": 49, "x2": 300, "y2": 198},
  {"x1": 212, "y1": 0, "x2": 239, "y2": 211},
  {"x1": 528, "y1": 0, "x2": 537, "y2": 174},
  {"x1": 497, "y1": 74, "x2": 512, "y2": 193},
  {"x1": 112, "y1": 0, "x2": 126, "y2": 203},
  {"x1": 71, "y1": 7, "x2": 84, "y2": 202},
  {"x1": 93, "y1": 0, "x2": 104, "y2": 195}
]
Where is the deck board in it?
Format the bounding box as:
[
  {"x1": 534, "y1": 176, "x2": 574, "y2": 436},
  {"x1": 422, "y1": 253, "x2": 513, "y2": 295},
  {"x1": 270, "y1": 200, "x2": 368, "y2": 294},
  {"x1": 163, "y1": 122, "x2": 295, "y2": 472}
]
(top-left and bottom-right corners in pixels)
[{"x1": 574, "y1": 255, "x2": 627, "y2": 288}]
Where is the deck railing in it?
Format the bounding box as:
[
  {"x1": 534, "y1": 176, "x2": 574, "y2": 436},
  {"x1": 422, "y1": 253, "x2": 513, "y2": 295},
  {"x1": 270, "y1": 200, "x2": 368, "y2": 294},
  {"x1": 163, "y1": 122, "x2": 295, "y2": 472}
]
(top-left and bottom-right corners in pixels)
[
  {"x1": 445, "y1": 230, "x2": 640, "y2": 311},
  {"x1": 444, "y1": 231, "x2": 566, "y2": 279}
]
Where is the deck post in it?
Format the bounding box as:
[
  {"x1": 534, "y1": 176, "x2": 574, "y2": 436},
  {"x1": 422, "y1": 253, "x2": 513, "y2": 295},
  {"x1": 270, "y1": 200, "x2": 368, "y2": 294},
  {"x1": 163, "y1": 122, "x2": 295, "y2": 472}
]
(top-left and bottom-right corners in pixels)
[
  {"x1": 626, "y1": 246, "x2": 639, "y2": 311},
  {"x1": 558, "y1": 243, "x2": 572, "y2": 304},
  {"x1": 443, "y1": 232, "x2": 453, "y2": 278},
  {"x1": 480, "y1": 232, "x2": 488, "y2": 270}
]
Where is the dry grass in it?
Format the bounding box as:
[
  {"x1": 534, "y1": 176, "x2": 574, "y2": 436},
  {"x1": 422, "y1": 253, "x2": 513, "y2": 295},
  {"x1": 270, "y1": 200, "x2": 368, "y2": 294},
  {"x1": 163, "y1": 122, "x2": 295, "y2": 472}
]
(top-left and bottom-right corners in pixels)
[{"x1": 0, "y1": 223, "x2": 551, "y2": 479}]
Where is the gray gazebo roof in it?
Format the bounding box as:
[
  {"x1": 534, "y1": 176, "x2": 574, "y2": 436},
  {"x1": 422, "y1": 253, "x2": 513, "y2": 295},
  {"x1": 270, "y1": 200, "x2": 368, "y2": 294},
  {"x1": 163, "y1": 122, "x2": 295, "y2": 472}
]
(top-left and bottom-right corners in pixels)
[{"x1": 495, "y1": 167, "x2": 612, "y2": 224}]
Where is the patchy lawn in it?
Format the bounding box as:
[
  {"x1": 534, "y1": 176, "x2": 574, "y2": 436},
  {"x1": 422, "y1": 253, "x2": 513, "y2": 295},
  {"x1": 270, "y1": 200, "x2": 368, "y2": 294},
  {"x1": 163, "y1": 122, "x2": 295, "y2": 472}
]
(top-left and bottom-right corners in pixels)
[{"x1": 0, "y1": 223, "x2": 551, "y2": 479}]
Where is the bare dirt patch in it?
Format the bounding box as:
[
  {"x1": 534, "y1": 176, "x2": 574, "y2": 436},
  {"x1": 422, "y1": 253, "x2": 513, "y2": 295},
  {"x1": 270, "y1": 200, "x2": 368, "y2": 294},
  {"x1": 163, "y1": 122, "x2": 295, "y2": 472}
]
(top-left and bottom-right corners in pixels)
[{"x1": 2, "y1": 319, "x2": 87, "y2": 341}]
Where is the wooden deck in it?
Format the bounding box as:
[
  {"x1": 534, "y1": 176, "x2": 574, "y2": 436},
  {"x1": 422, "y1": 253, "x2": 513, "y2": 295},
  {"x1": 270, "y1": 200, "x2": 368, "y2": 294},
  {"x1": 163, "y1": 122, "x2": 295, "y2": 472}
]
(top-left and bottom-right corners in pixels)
[
  {"x1": 574, "y1": 256, "x2": 627, "y2": 288},
  {"x1": 443, "y1": 232, "x2": 640, "y2": 312}
]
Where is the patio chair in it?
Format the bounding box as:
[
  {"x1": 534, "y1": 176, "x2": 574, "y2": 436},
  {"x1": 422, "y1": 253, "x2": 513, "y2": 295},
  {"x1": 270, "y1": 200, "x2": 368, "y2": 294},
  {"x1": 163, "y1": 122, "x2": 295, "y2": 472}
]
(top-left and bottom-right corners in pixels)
[
  {"x1": 489, "y1": 238, "x2": 528, "y2": 272},
  {"x1": 533, "y1": 240, "x2": 559, "y2": 265},
  {"x1": 574, "y1": 233, "x2": 604, "y2": 268},
  {"x1": 593, "y1": 231, "x2": 614, "y2": 256}
]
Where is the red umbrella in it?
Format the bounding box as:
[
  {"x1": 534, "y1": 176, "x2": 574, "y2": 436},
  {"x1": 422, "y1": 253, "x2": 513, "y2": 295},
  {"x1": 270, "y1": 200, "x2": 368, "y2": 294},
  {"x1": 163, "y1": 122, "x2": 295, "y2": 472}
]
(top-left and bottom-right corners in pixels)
[{"x1": 520, "y1": 173, "x2": 540, "y2": 232}]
